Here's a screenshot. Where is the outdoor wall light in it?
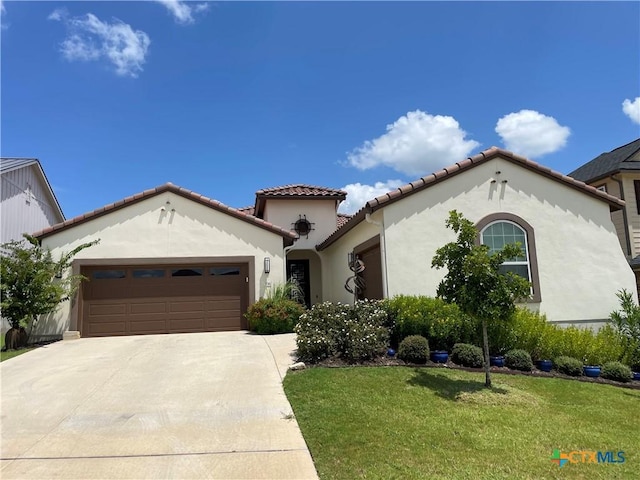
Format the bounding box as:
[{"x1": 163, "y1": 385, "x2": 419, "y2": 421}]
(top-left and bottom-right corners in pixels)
[
  {"x1": 264, "y1": 257, "x2": 271, "y2": 274},
  {"x1": 348, "y1": 252, "x2": 355, "y2": 266}
]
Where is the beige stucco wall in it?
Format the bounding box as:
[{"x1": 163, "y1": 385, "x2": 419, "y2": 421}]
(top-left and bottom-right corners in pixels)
[
  {"x1": 379, "y1": 156, "x2": 635, "y2": 323},
  {"x1": 35, "y1": 192, "x2": 286, "y2": 338},
  {"x1": 595, "y1": 178, "x2": 628, "y2": 257},
  {"x1": 263, "y1": 198, "x2": 339, "y2": 251},
  {"x1": 320, "y1": 212, "x2": 382, "y2": 304},
  {"x1": 618, "y1": 173, "x2": 640, "y2": 259}
]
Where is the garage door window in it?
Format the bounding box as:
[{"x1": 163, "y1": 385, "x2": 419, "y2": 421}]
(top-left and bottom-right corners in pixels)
[
  {"x1": 171, "y1": 268, "x2": 203, "y2": 277},
  {"x1": 93, "y1": 270, "x2": 126, "y2": 279},
  {"x1": 133, "y1": 269, "x2": 165, "y2": 278},
  {"x1": 210, "y1": 266, "x2": 241, "y2": 276}
]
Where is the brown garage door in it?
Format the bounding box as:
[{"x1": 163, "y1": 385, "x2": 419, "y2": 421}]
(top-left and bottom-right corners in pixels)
[{"x1": 81, "y1": 264, "x2": 249, "y2": 337}]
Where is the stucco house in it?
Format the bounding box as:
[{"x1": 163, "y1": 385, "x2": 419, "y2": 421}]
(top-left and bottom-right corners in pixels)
[
  {"x1": 32, "y1": 147, "x2": 634, "y2": 340},
  {"x1": 569, "y1": 138, "x2": 640, "y2": 294}
]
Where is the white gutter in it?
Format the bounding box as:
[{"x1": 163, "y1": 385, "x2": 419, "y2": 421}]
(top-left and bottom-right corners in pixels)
[{"x1": 365, "y1": 212, "x2": 389, "y2": 298}]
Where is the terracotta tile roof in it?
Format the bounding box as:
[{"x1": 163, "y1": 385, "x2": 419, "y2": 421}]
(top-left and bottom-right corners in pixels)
[
  {"x1": 237, "y1": 205, "x2": 255, "y2": 216},
  {"x1": 317, "y1": 147, "x2": 625, "y2": 251},
  {"x1": 254, "y1": 184, "x2": 347, "y2": 218},
  {"x1": 337, "y1": 213, "x2": 352, "y2": 228},
  {"x1": 33, "y1": 183, "x2": 297, "y2": 242},
  {"x1": 256, "y1": 184, "x2": 347, "y2": 198}
]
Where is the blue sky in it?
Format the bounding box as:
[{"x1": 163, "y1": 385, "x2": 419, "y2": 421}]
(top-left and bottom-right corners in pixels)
[{"x1": 2, "y1": 1, "x2": 639, "y2": 218}]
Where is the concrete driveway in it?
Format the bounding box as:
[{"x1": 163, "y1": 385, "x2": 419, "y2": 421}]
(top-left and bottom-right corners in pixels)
[{"x1": 0, "y1": 332, "x2": 318, "y2": 479}]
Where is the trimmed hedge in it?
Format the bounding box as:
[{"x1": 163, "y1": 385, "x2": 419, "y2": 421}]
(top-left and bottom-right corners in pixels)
[
  {"x1": 601, "y1": 361, "x2": 633, "y2": 383},
  {"x1": 505, "y1": 349, "x2": 533, "y2": 371},
  {"x1": 245, "y1": 298, "x2": 305, "y2": 334},
  {"x1": 451, "y1": 343, "x2": 484, "y2": 368},
  {"x1": 397, "y1": 335, "x2": 430, "y2": 364},
  {"x1": 554, "y1": 356, "x2": 583, "y2": 377}
]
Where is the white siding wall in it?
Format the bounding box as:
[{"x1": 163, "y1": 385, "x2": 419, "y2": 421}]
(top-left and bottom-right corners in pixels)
[
  {"x1": 1, "y1": 165, "x2": 63, "y2": 244},
  {"x1": 35, "y1": 192, "x2": 286, "y2": 338}
]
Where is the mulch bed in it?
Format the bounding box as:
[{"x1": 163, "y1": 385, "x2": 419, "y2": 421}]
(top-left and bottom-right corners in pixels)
[{"x1": 310, "y1": 355, "x2": 640, "y2": 390}]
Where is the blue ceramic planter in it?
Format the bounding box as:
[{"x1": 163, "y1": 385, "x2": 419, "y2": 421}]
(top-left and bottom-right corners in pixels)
[
  {"x1": 430, "y1": 351, "x2": 449, "y2": 363},
  {"x1": 536, "y1": 360, "x2": 553, "y2": 372},
  {"x1": 583, "y1": 366, "x2": 601, "y2": 378},
  {"x1": 387, "y1": 348, "x2": 396, "y2": 357},
  {"x1": 633, "y1": 371, "x2": 640, "y2": 382},
  {"x1": 490, "y1": 355, "x2": 505, "y2": 367}
]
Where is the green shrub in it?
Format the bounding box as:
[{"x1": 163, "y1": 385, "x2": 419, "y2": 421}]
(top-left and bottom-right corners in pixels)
[
  {"x1": 601, "y1": 361, "x2": 633, "y2": 383},
  {"x1": 492, "y1": 307, "x2": 625, "y2": 365},
  {"x1": 294, "y1": 300, "x2": 389, "y2": 363},
  {"x1": 451, "y1": 343, "x2": 484, "y2": 368},
  {"x1": 554, "y1": 356, "x2": 583, "y2": 376},
  {"x1": 383, "y1": 295, "x2": 475, "y2": 350},
  {"x1": 610, "y1": 289, "x2": 640, "y2": 371},
  {"x1": 505, "y1": 349, "x2": 533, "y2": 371},
  {"x1": 245, "y1": 297, "x2": 305, "y2": 334},
  {"x1": 397, "y1": 335, "x2": 430, "y2": 364}
]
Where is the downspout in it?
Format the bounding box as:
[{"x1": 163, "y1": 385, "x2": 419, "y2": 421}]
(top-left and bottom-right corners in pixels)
[
  {"x1": 365, "y1": 212, "x2": 389, "y2": 298},
  {"x1": 612, "y1": 174, "x2": 632, "y2": 257}
]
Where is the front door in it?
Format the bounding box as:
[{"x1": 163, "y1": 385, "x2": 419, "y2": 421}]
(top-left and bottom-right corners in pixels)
[{"x1": 287, "y1": 259, "x2": 311, "y2": 308}]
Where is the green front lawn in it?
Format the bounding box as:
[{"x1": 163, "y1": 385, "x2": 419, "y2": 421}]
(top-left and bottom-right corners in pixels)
[
  {"x1": 0, "y1": 335, "x2": 36, "y2": 362},
  {"x1": 284, "y1": 367, "x2": 639, "y2": 479}
]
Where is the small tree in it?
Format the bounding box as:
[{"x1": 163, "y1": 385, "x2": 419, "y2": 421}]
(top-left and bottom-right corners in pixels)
[
  {"x1": 610, "y1": 289, "x2": 640, "y2": 371},
  {"x1": 432, "y1": 210, "x2": 531, "y2": 388},
  {"x1": 1, "y1": 234, "x2": 98, "y2": 349}
]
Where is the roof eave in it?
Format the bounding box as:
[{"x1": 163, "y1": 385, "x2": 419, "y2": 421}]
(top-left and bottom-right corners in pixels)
[
  {"x1": 316, "y1": 147, "x2": 625, "y2": 249},
  {"x1": 35, "y1": 184, "x2": 297, "y2": 241}
]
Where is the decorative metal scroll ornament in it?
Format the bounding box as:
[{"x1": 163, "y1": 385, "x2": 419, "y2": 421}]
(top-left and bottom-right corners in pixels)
[{"x1": 344, "y1": 258, "x2": 366, "y2": 297}]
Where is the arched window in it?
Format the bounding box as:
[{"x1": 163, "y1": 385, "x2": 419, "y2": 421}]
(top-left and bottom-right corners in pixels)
[
  {"x1": 481, "y1": 221, "x2": 530, "y2": 281},
  {"x1": 476, "y1": 213, "x2": 541, "y2": 302}
]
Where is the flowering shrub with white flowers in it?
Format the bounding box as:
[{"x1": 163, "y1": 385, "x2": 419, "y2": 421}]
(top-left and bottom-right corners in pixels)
[{"x1": 294, "y1": 300, "x2": 390, "y2": 363}]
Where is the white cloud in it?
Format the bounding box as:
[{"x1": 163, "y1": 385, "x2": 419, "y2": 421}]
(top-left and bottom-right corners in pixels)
[
  {"x1": 622, "y1": 97, "x2": 640, "y2": 125},
  {"x1": 495, "y1": 109, "x2": 570, "y2": 158},
  {"x1": 156, "y1": 0, "x2": 209, "y2": 25},
  {"x1": 347, "y1": 110, "x2": 480, "y2": 177},
  {"x1": 49, "y1": 11, "x2": 150, "y2": 78},
  {"x1": 1, "y1": 0, "x2": 8, "y2": 30},
  {"x1": 48, "y1": 8, "x2": 68, "y2": 22},
  {"x1": 339, "y1": 180, "x2": 405, "y2": 215}
]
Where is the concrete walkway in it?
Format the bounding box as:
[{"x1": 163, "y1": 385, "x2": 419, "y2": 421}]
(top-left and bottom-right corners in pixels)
[{"x1": 0, "y1": 332, "x2": 318, "y2": 479}]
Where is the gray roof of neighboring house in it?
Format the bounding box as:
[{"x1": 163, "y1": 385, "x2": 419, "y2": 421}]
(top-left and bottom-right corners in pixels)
[
  {"x1": 0, "y1": 157, "x2": 65, "y2": 221},
  {"x1": 0, "y1": 158, "x2": 39, "y2": 174},
  {"x1": 568, "y1": 138, "x2": 640, "y2": 183}
]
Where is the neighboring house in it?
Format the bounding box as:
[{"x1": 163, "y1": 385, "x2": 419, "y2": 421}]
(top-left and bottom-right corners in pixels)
[
  {"x1": 569, "y1": 138, "x2": 640, "y2": 294},
  {"x1": 32, "y1": 147, "x2": 634, "y2": 341},
  {"x1": 1, "y1": 158, "x2": 65, "y2": 335},
  {"x1": 1, "y1": 158, "x2": 65, "y2": 244}
]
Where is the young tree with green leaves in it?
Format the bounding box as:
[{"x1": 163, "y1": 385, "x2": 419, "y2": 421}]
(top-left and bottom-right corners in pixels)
[
  {"x1": 1, "y1": 234, "x2": 98, "y2": 350},
  {"x1": 432, "y1": 210, "x2": 531, "y2": 388},
  {"x1": 610, "y1": 289, "x2": 640, "y2": 371}
]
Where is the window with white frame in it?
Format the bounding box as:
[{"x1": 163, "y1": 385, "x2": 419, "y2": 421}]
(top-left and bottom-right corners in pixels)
[{"x1": 480, "y1": 221, "x2": 531, "y2": 282}]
